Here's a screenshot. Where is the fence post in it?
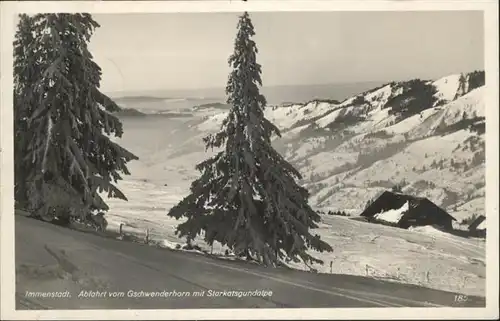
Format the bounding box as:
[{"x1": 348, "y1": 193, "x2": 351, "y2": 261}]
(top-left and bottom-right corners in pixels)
[
  {"x1": 330, "y1": 261, "x2": 333, "y2": 274},
  {"x1": 119, "y1": 223, "x2": 124, "y2": 238}
]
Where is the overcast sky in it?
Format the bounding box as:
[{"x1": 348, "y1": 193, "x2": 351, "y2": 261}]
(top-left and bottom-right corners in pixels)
[{"x1": 88, "y1": 11, "x2": 484, "y2": 94}]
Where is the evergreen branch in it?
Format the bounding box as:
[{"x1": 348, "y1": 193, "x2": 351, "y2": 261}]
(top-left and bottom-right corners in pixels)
[{"x1": 93, "y1": 88, "x2": 122, "y2": 113}]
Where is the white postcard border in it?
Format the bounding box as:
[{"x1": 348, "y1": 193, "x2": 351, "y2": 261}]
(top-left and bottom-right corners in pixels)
[{"x1": 1, "y1": 1, "x2": 498, "y2": 320}]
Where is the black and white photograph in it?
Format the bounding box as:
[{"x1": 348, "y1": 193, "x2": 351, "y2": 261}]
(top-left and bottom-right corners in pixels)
[{"x1": 1, "y1": 1, "x2": 498, "y2": 320}]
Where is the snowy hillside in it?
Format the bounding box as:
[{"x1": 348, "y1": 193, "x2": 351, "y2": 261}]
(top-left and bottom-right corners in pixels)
[
  {"x1": 195, "y1": 71, "x2": 486, "y2": 223},
  {"x1": 102, "y1": 183, "x2": 486, "y2": 297},
  {"x1": 99, "y1": 71, "x2": 486, "y2": 298}
]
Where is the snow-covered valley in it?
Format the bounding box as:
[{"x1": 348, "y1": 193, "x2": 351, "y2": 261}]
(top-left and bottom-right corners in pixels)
[{"x1": 101, "y1": 72, "x2": 486, "y2": 297}]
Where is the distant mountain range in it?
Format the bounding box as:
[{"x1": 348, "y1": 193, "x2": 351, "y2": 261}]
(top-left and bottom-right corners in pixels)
[
  {"x1": 107, "y1": 81, "x2": 386, "y2": 106},
  {"x1": 113, "y1": 96, "x2": 171, "y2": 104},
  {"x1": 113, "y1": 108, "x2": 147, "y2": 117},
  {"x1": 192, "y1": 102, "x2": 231, "y2": 111}
]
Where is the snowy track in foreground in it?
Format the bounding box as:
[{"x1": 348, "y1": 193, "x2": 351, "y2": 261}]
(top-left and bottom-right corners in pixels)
[{"x1": 15, "y1": 215, "x2": 486, "y2": 310}]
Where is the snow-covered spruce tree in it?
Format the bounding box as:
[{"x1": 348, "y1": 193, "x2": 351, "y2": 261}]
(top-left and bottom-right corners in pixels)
[
  {"x1": 13, "y1": 14, "x2": 38, "y2": 206},
  {"x1": 168, "y1": 12, "x2": 332, "y2": 267},
  {"x1": 13, "y1": 13, "x2": 138, "y2": 222}
]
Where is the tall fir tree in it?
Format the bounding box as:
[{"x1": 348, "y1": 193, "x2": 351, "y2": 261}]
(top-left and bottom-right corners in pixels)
[
  {"x1": 13, "y1": 14, "x2": 38, "y2": 206},
  {"x1": 13, "y1": 13, "x2": 138, "y2": 221},
  {"x1": 168, "y1": 12, "x2": 332, "y2": 267}
]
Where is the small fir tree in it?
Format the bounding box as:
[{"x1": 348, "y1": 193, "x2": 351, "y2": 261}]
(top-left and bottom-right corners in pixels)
[{"x1": 168, "y1": 12, "x2": 332, "y2": 267}]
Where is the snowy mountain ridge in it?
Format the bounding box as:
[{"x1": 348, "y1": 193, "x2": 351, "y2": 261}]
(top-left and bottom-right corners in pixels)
[{"x1": 194, "y1": 71, "x2": 486, "y2": 223}]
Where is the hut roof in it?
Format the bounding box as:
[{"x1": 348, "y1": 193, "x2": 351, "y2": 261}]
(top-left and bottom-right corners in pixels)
[{"x1": 361, "y1": 190, "x2": 456, "y2": 222}]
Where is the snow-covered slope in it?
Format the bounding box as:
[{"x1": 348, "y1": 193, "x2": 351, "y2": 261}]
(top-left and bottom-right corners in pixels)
[
  {"x1": 102, "y1": 187, "x2": 486, "y2": 297},
  {"x1": 100, "y1": 71, "x2": 486, "y2": 298},
  {"x1": 432, "y1": 74, "x2": 463, "y2": 103}
]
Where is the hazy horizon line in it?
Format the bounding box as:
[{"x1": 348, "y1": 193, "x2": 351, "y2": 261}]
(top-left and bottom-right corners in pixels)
[
  {"x1": 104, "y1": 68, "x2": 484, "y2": 101},
  {"x1": 104, "y1": 80, "x2": 382, "y2": 96}
]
